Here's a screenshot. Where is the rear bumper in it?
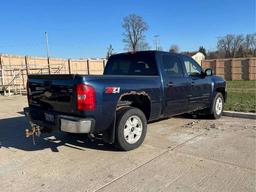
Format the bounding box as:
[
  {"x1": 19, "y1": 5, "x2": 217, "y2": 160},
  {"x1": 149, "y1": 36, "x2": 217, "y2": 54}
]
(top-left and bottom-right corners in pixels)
[
  {"x1": 59, "y1": 115, "x2": 94, "y2": 133},
  {"x1": 24, "y1": 107, "x2": 95, "y2": 134}
]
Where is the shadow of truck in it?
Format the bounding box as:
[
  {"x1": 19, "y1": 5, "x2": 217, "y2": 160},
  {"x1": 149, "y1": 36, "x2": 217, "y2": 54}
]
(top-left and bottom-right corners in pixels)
[{"x1": 0, "y1": 116, "x2": 116, "y2": 152}]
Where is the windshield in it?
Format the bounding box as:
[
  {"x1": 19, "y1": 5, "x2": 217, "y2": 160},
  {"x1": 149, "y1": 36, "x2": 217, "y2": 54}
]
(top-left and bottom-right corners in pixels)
[{"x1": 104, "y1": 52, "x2": 158, "y2": 76}]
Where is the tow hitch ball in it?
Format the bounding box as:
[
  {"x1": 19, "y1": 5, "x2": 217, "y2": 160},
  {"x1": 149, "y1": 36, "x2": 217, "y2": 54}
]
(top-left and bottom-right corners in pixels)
[{"x1": 25, "y1": 126, "x2": 41, "y2": 145}]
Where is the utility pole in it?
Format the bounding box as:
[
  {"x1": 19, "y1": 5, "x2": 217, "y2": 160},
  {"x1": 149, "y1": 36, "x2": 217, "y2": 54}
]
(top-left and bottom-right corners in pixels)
[
  {"x1": 45, "y1": 32, "x2": 50, "y2": 74},
  {"x1": 45, "y1": 32, "x2": 49, "y2": 58}
]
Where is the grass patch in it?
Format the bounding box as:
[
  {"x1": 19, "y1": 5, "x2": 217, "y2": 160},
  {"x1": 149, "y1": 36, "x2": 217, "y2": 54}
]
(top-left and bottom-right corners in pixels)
[{"x1": 225, "y1": 80, "x2": 256, "y2": 113}]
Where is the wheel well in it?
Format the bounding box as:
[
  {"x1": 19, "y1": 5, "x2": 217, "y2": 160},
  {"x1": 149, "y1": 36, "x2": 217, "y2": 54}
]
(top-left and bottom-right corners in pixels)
[
  {"x1": 216, "y1": 87, "x2": 226, "y2": 101},
  {"x1": 118, "y1": 93, "x2": 151, "y2": 120}
]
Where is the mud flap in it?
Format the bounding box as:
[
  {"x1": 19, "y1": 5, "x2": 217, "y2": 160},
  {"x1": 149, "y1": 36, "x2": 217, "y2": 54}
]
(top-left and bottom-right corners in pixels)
[{"x1": 102, "y1": 114, "x2": 116, "y2": 144}]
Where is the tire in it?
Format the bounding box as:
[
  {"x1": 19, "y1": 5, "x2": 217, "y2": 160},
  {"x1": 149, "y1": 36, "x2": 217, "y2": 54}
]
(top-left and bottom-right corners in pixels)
[
  {"x1": 209, "y1": 93, "x2": 224, "y2": 119},
  {"x1": 115, "y1": 107, "x2": 147, "y2": 151}
]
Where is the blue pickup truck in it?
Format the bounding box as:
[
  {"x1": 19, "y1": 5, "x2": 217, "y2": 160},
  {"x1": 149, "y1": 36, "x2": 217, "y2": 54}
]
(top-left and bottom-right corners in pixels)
[{"x1": 24, "y1": 51, "x2": 226, "y2": 150}]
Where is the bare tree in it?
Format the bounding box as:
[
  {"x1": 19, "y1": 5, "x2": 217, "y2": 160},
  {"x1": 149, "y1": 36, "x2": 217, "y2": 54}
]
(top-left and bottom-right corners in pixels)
[
  {"x1": 243, "y1": 34, "x2": 256, "y2": 56},
  {"x1": 122, "y1": 14, "x2": 149, "y2": 52},
  {"x1": 231, "y1": 35, "x2": 243, "y2": 57},
  {"x1": 217, "y1": 34, "x2": 234, "y2": 58},
  {"x1": 169, "y1": 44, "x2": 179, "y2": 53},
  {"x1": 106, "y1": 44, "x2": 114, "y2": 59},
  {"x1": 139, "y1": 41, "x2": 151, "y2": 51},
  {"x1": 217, "y1": 34, "x2": 244, "y2": 58}
]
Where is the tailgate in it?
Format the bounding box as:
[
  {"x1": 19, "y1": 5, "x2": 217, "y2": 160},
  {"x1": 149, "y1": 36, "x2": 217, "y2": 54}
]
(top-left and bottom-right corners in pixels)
[{"x1": 28, "y1": 75, "x2": 76, "y2": 114}]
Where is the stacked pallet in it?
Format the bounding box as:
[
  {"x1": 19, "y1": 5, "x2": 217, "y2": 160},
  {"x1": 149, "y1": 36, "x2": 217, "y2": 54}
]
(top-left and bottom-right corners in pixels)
[
  {"x1": 0, "y1": 54, "x2": 106, "y2": 95},
  {"x1": 202, "y1": 57, "x2": 256, "y2": 80},
  {"x1": 215, "y1": 59, "x2": 225, "y2": 79},
  {"x1": 249, "y1": 58, "x2": 256, "y2": 80},
  {"x1": 201, "y1": 60, "x2": 216, "y2": 73}
]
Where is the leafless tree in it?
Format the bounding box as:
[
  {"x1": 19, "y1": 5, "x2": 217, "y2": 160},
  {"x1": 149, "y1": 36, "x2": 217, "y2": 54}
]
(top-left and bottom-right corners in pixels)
[
  {"x1": 217, "y1": 34, "x2": 234, "y2": 57},
  {"x1": 169, "y1": 44, "x2": 179, "y2": 53},
  {"x1": 208, "y1": 34, "x2": 256, "y2": 59},
  {"x1": 139, "y1": 41, "x2": 151, "y2": 51},
  {"x1": 243, "y1": 34, "x2": 256, "y2": 56},
  {"x1": 231, "y1": 35, "x2": 244, "y2": 57},
  {"x1": 106, "y1": 44, "x2": 114, "y2": 59},
  {"x1": 122, "y1": 14, "x2": 149, "y2": 52},
  {"x1": 217, "y1": 34, "x2": 244, "y2": 58}
]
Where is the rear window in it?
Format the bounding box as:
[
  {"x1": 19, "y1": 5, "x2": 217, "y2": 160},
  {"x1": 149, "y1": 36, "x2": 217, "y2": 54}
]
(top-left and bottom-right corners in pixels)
[{"x1": 104, "y1": 52, "x2": 158, "y2": 76}]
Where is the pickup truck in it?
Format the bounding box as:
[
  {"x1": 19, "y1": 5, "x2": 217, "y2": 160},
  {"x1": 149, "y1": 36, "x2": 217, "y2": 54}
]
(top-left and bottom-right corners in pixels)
[{"x1": 24, "y1": 51, "x2": 226, "y2": 151}]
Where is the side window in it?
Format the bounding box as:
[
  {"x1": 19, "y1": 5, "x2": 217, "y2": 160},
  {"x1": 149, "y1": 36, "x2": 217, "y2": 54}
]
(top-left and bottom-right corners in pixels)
[
  {"x1": 162, "y1": 55, "x2": 183, "y2": 77},
  {"x1": 183, "y1": 56, "x2": 202, "y2": 76}
]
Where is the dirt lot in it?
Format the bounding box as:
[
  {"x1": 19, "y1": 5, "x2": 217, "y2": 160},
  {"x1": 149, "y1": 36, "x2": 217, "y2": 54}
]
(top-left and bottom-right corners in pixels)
[{"x1": 0, "y1": 96, "x2": 255, "y2": 192}]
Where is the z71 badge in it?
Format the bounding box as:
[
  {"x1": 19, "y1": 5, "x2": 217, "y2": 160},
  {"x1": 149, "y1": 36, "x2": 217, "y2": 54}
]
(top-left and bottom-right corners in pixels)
[{"x1": 105, "y1": 87, "x2": 120, "y2": 94}]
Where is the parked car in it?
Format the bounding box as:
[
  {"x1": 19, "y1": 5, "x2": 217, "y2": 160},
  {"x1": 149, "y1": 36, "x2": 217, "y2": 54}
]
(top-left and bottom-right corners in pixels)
[{"x1": 24, "y1": 51, "x2": 227, "y2": 150}]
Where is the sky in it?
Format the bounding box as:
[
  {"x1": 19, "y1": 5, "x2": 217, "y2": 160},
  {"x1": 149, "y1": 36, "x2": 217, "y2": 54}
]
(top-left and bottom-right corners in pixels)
[{"x1": 0, "y1": 0, "x2": 255, "y2": 58}]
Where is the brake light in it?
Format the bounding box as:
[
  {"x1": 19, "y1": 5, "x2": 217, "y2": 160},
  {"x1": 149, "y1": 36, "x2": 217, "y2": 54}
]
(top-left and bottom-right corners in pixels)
[{"x1": 76, "y1": 84, "x2": 96, "y2": 111}]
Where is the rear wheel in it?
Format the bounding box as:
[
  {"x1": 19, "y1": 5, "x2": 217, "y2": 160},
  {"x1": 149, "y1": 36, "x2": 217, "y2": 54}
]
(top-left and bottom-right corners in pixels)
[{"x1": 115, "y1": 107, "x2": 147, "y2": 151}]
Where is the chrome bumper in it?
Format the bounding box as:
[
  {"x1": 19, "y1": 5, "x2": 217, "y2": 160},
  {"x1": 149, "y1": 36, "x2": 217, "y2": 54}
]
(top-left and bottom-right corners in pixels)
[
  {"x1": 24, "y1": 107, "x2": 94, "y2": 134},
  {"x1": 59, "y1": 115, "x2": 93, "y2": 133}
]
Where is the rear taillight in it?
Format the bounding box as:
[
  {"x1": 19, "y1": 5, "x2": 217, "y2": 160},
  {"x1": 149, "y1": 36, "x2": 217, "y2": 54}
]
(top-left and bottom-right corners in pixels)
[{"x1": 76, "y1": 84, "x2": 96, "y2": 111}]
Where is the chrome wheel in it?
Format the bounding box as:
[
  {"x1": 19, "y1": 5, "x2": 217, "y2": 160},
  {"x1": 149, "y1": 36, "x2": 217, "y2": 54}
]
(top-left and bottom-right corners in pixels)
[
  {"x1": 215, "y1": 97, "x2": 223, "y2": 115},
  {"x1": 123, "y1": 115, "x2": 143, "y2": 144}
]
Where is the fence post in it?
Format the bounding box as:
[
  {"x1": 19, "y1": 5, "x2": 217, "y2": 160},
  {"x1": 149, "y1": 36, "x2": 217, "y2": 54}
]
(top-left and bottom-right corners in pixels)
[
  {"x1": 103, "y1": 59, "x2": 106, "y2": 69},
  {"x1": 25, "y1": 56, "x2": 29, "y2": 75},
  {"x1": 0, "y1": 55, "x2": 3, "y2": 86},
  {"x1": 68, "y1": 59, "x2": 71, "y2": 74},
  {"x1": 47, "y1": 57, "x2": 51, "y2": 74},
  {"x1": 87, "y1": 59, "x2": 90, "y2": 75},
  {"x1": 21, "y1": 68, "x2": 25, "y2": 88}
]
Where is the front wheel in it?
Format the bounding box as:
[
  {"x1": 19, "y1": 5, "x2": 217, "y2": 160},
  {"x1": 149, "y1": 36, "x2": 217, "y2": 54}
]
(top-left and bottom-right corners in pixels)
[
  {"x1": 210, "y1": 93, "x2": 224, "y2": 119},
  {"x1": 115, "y1": 107, "x2": 147, "y2": 151}
]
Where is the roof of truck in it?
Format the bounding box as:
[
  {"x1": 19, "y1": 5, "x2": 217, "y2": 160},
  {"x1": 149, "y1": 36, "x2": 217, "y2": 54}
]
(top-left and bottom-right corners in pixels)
[{"x1": 111, "y1": 50, "x2": 186, "y2": 57}]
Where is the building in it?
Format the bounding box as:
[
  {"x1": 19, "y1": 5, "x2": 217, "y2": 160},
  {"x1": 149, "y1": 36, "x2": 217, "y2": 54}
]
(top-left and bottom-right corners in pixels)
[{"x1": 183, "y1": 51, "x2": 206, "y2": 65}]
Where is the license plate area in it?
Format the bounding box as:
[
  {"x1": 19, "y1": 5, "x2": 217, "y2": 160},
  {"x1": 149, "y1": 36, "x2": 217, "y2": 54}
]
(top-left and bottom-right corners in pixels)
[{"x1": 44, "y1": 112, "x2": 55, "y2": 123}]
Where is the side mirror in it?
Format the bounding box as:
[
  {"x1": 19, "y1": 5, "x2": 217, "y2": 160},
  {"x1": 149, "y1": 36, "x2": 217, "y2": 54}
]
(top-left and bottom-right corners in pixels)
[{"x1": 205, "y1": 68, "x2": 213, "y2": 76}]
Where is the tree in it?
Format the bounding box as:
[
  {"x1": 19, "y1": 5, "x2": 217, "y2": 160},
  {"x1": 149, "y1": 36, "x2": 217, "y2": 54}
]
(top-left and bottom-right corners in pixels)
[
  {"x1": 106, "y1": 44, "x2": 114, "y2": 59},
  {"x1": 122, "y1": 14, "x2": 149, "y2": 52},
  {"x1": 217, "y1": 34, "x2": 234, "y2": 58},
  {"x1": 217, "y1": 34, "x2": 244, "y2": 58},
  {"x1": 169, "y1": 45, "x2": 179, "y2": 53},
  {"x1": 206, "y1": 51, "x2": 219, "y2": 59},
  {"x1": 231, "y1": 35, "x2": 243, "y2": 57},
  {"x1": 208, "y1": 33, "x2": 256, "y2": 59},
  {"x1": 198, "y1": 46, "x2": 206, "y2": 56},
  {"x1": 243, "y1": 33, "x2": 256, "y2": 56},
  {"x1": 139, "y1": 41, "x2": 150, "y2": 51}
]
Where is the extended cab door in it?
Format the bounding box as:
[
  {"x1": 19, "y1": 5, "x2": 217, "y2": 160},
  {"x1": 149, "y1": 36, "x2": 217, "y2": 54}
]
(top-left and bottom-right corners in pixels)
[
  {"x1": 160, "y1": 53, "x2": 190, "y2": 116},
  {"x1": 182, "y1": 56, "x2": 212, "y2": 111}
]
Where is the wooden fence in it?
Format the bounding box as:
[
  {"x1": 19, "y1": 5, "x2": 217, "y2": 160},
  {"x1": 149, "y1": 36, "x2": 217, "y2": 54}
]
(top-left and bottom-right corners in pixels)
[
  {"x1": 0, "y1": 54, "x2": 106, "y2": 94},
  {"x1": 201, "y1": 57, "x2": 256, "y2": 80},
  {"x1": 0, "y1": 54, "x2": 255, "y2": 95}
]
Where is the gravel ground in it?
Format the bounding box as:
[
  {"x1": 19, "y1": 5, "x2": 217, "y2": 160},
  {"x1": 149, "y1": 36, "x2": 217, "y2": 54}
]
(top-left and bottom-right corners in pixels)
[{"x1": 0, "y1": 96, "x2": 255, "y2": 192}]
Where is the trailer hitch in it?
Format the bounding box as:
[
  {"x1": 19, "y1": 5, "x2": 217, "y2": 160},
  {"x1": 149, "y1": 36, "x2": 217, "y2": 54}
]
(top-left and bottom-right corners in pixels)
[
  {"x1": 25, "y1": 126, "x2": 41, "y2": 145},
  {"x1": 24, "y1": 107, "x2": 42, "y2": 145}
]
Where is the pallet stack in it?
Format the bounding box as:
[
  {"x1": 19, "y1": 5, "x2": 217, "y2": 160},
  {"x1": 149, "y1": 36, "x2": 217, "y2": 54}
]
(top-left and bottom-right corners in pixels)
[
  {"x1": 0, "y1": 54, "x2": 106, "y2": 95},
  {"x1": 202, "y1": 57, "x2": 256, "y2": 80},
  {"x1": 249, "y1": 58, "x2": 256, "y2": 80}
]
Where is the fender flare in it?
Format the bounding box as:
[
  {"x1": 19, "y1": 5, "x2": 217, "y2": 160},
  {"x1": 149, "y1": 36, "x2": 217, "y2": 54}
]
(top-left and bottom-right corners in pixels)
[{"x1": 102, "y1": 91, "x2": 151, "y2": 144}]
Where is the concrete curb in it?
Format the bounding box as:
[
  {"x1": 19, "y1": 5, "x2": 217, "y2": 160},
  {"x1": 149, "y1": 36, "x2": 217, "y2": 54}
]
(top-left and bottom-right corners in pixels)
[{"x1": 223, "y1": 111, "x2": 256, "y2": 119}]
